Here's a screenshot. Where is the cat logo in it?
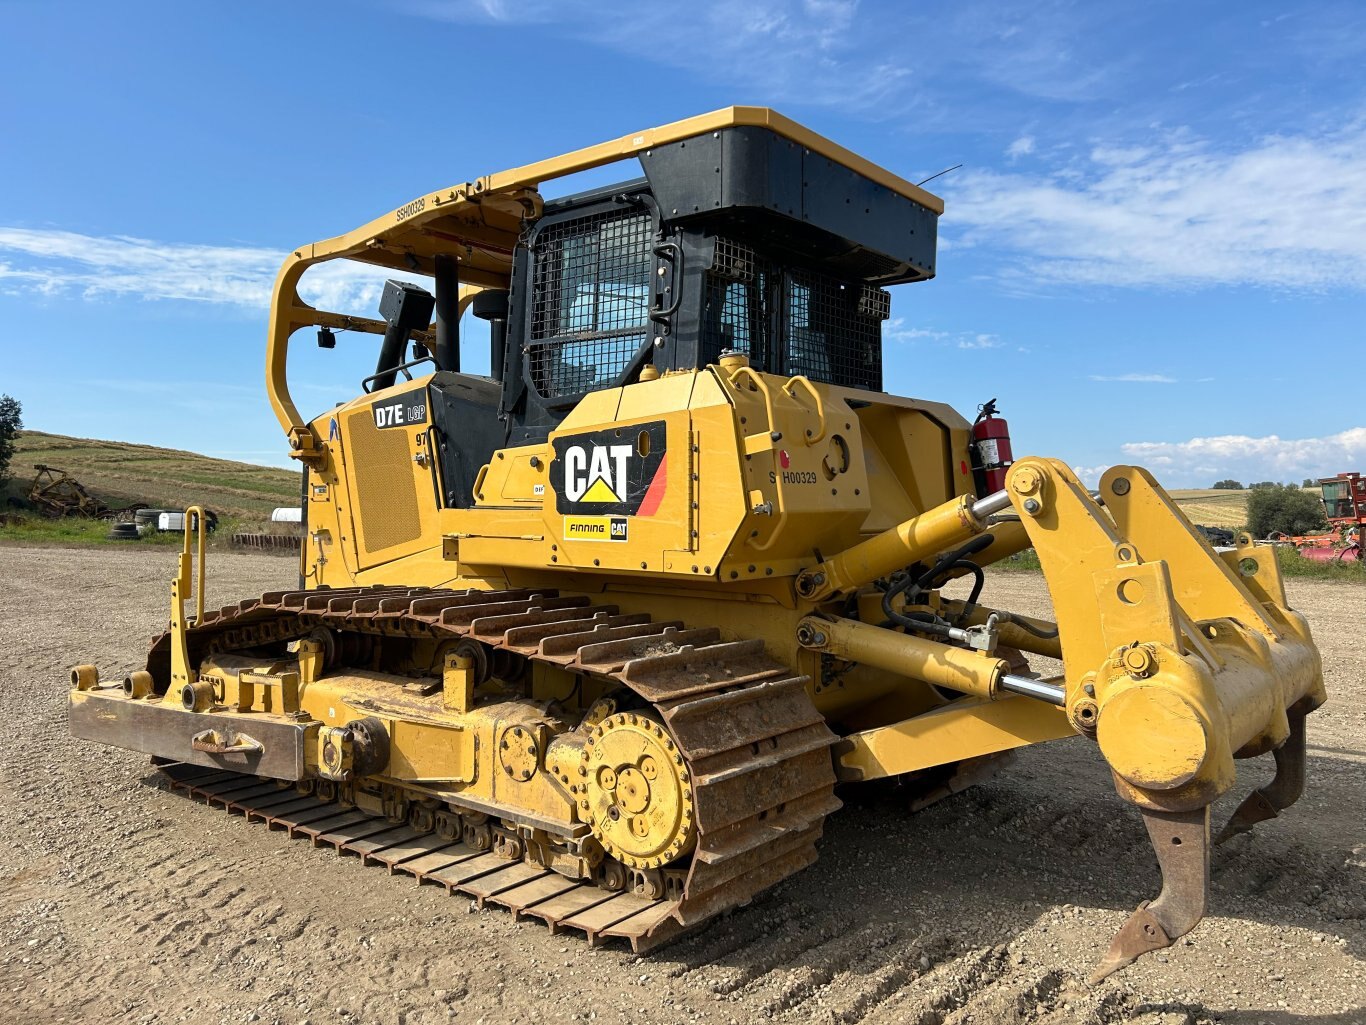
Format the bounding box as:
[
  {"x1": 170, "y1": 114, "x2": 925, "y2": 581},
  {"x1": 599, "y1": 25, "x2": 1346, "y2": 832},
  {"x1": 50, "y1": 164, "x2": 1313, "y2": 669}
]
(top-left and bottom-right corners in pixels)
[
  {"x1": 563, "y1": 444, "x2": 632, "y2": 503},
  {"x1": 551, "y1": 421, "x2": 668, "y2": 517}
]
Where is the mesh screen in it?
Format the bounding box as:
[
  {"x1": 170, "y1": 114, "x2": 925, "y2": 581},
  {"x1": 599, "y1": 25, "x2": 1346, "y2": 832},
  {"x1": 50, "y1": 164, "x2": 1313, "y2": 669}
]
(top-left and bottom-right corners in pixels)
[
  {"x1": 702, "y1": 239, "x2": 889, "y2": 390},
  {"x1": 785, "y1": 270, "x2": 884, "y2": 390},
  {"x1": 700, "y1": 271, "x2": 769, "y2": 369},
  {"x1": 712, "y1": 237, "x2": 757, "y2": 283},
  {"x1": 345, "y1": 409, "x2": 422, "y2": 556},
  {"x1": 528, "y1": 209, "x2": 653, "y2": 397}
]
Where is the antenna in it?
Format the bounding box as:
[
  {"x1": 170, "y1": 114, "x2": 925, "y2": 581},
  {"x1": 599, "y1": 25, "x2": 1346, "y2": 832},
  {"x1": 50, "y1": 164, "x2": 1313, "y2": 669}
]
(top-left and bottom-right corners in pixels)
[{"x1": 917, "y1": 164, "x2": 963, "y2": 187}]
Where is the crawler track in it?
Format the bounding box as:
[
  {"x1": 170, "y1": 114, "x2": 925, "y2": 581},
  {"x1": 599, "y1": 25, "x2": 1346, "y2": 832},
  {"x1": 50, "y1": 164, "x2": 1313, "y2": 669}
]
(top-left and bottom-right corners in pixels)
[
  {"x1": 158, "y1": 762, "x2": 689, "y2": 950},
  {"x1": 147, "y1": 584, "x2": 842, "y2": 950}
]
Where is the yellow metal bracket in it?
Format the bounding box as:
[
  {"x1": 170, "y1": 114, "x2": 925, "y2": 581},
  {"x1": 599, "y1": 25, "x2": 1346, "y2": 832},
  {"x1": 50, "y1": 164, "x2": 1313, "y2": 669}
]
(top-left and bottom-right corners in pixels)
[
  {"x1": 1006, "y1": 458, "x2": 1325, "y2": 810},
  {"x1": 1005, "y1": 459, "x2": 1123, "y2": 687},
  {"x1": 237, "y1": 670, "x2": 301, "y2": 715},
  {"x1": 834, "y1": 695, "x2": 1074, "y2": 782},
  {"x1": 169, "y1": 505, "x2": 208, "y2": 691},
  {"x1": 1101, "y1": 467, "x2": 1278, "y2": 638}
]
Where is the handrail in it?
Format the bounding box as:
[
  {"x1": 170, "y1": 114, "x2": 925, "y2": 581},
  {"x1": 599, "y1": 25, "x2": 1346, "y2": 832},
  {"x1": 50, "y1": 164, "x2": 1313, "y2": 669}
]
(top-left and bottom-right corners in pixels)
[
  {"x1": 781, "y1": 375, "x2": 826, "y2": 444},
  {"x1": 184, "y1": 504, "x2": 207, "y2": 625},
  {"x1": 169, "y1": 504, "x2": 208, "y2": 691},
  {"x1": 362, "y1": 354, "x2": 436, "y2": 394},
  {"x1": 726, "y1": 364, "x2": 778, "y2": 428}
]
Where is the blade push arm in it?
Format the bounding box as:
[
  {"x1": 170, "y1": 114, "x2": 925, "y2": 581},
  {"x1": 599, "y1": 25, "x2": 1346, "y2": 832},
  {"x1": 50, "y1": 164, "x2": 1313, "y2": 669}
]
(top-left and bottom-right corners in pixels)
[{"x1": 793, "y1": 455, "x2": 1324, "y2": 981}]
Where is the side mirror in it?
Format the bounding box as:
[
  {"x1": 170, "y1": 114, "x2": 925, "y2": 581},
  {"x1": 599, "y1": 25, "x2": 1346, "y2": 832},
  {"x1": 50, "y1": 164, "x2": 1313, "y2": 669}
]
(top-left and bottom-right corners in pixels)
[{"x1": 372, "y1": 280, "x2": 435, "y2": 390}]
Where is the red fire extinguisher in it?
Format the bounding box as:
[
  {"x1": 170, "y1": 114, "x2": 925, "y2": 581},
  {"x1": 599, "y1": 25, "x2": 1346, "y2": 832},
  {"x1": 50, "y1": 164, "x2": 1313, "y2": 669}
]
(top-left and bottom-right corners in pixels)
[{"x1": 971, "y1": 398, "x2": 1014, "y2": 496}]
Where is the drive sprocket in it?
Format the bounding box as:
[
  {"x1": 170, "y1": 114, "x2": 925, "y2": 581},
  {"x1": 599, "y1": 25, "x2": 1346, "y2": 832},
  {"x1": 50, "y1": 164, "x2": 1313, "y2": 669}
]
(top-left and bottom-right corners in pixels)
[{"x1": 578, "y1": 712, "x2": 696, "y2": 870}]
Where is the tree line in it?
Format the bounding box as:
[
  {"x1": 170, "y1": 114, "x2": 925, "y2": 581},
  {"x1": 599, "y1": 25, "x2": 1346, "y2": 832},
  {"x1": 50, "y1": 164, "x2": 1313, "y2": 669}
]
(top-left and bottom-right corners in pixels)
[{"x1": 1209, "y1": 478, "x2": 1329, "y2": 538}]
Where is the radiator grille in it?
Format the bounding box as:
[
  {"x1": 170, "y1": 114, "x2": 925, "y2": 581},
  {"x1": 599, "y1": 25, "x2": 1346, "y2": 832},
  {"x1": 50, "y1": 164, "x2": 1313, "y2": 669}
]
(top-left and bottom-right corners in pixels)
[
  {"x1": 528, "y1": 209, "x2": 653, "y2": 398},
  {"x1": 345, "y1": 409, "x2": 421, "y2": 555}
]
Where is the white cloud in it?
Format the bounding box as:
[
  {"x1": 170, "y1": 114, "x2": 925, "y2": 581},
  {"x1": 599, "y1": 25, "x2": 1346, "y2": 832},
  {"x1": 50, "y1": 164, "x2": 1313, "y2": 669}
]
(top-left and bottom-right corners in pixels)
[
  {"x1": 1089, "y1": 373, "x2": 1177, "y2": 383},
  {"x1": 886, "y1": 318, "x2": 1006, "y2": 351},
  {"x1": 947, "y1": 124, "x2": 1366, "y2": 291},
  {"x1": 1120, "y1": 426, "x2": 1366, "y2": 485},
  {"x1": 1070, "y1": 464, "x2": 1110, "y2": 488},
  {"x1": 957, "y1": 334, "x2": 1003, "y2": 350},
  {"x1": 885, "y1": 320, "x2": 949, "y2": 343},
  {"x1": 1005, "y1": 135, "x2": 1035, "y2": 160},
  {"x1": 0, "y1": 228, "x2": 279, "y2": 305},
  {"x1": 404, "y1": 0, "x2": 910, "y2": 109},
  {"x1": 0, "y1": 227, "x2": 421, "y2": 314}
]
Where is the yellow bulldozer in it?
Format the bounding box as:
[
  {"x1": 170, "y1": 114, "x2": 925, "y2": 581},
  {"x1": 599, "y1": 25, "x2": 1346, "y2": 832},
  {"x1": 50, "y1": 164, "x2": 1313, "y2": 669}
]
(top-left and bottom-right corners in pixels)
[{"x1": 69, "y1": 108, "x2": 1325, "y2": 982}]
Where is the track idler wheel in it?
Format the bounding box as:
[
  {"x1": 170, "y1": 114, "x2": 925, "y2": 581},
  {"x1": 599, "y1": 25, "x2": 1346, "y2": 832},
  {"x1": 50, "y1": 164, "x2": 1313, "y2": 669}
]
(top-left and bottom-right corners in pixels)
[{"x1": 577, "y1": 712, "x2": 696, "y2": 871}]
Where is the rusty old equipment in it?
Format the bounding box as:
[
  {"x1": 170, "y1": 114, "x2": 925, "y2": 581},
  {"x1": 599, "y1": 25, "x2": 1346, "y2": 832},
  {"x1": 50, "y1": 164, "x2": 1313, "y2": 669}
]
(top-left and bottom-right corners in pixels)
[
  {"x1": 1274, "y1": 472, "x2": 1365, "y2": 564},
  {"x1": 24, "y1": 463, "x2": 145, "y2": 521},
  {"x1": 27, "y1": 464, "x2": 109, "y2": 518},
  {"x1": 68, "y1": 108, "x2": 1325, "y2": 980}
]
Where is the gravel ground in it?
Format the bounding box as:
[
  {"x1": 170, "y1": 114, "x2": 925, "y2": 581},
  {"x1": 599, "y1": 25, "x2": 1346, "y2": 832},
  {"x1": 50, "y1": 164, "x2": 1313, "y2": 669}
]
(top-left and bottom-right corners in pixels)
[{"x1": 0, "y1": 546, "x2": 1361, "y2": 1025}]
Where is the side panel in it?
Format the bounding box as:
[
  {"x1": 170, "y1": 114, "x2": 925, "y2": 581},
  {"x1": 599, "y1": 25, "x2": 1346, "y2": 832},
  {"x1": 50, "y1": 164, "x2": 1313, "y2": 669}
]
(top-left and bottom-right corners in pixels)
[
  {"x1": 429, "y1": 373, "x2": 503, "y2": 509},
  {"x1": 311, "y1": 368, "x2": 973, "y2": 588},
  {"x1": 339, "y1": 383, "x2": 442, "y2": 571}
]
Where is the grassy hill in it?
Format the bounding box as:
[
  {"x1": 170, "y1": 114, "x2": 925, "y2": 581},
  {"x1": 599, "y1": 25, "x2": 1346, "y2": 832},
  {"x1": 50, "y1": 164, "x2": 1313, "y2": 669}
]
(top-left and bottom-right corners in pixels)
[
  {"x1": 3, "y1": 431, "x2": 299, "y2": 520},
  {"x1": 2, "y1": 429, "x2": 1259, "y2": 534}
]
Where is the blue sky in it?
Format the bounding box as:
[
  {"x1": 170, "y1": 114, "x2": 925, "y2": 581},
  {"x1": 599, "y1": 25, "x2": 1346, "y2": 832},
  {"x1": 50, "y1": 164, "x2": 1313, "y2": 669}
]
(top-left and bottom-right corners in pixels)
[{"x1": 1, "y1": 0, "x2": 1363, "y2": 487}]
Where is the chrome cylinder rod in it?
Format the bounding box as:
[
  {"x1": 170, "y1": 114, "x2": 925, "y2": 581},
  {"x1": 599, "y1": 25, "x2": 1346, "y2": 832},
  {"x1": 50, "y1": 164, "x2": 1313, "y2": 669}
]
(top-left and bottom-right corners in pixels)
[
  {"x1": 1001, "y1": 674, "x2": 1066, "y2": 704},
  {"x1": 970, "y1": 489, "x2": 1012, "y2": 520}
]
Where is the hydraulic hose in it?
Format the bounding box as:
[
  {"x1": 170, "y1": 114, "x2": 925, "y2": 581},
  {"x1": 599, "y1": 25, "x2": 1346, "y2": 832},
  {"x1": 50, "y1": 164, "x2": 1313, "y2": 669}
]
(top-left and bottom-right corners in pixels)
[
  {"x1": 881, "y1": 533, "x2": 996, "y2": 636},
  {"x1": 1003, "y1": 614, "x2": 1060, "y2": 639}
]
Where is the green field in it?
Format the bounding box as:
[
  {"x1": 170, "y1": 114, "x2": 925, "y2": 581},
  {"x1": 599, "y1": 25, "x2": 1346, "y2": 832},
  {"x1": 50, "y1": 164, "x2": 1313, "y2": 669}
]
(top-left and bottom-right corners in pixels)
[{"x1": 2, "y1": 431, "x2": 299, "y2": 521}]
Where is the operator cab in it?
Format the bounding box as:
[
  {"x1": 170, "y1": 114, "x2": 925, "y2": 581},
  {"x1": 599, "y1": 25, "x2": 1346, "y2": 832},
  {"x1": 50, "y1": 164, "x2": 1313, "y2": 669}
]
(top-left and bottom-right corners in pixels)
[
  {"x1": 499, "y1": 127, "x2": 938, "y2": 443},
  {"x1": 370, "y1": 124, "x2": 941, "y2": 505}
]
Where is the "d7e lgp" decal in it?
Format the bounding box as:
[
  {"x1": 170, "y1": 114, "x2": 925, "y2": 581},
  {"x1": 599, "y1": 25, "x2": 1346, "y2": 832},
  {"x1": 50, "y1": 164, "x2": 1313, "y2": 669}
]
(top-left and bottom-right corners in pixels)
[{"x1": 370, "y1": 391, "x2": 428, "y2": 429}]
